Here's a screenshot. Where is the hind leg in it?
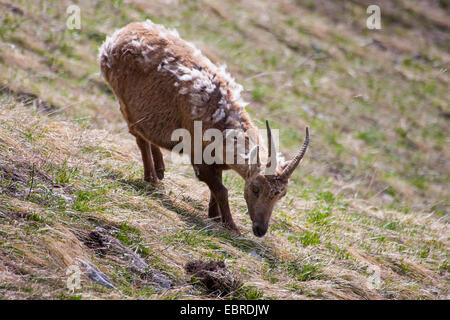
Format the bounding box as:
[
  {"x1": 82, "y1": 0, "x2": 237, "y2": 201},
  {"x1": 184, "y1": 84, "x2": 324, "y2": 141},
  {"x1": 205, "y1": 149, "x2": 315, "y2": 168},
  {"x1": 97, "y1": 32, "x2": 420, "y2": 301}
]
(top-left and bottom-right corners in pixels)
[
  {"x1": 135, "y1": 136, "x2": 158, "y2": 184},
  {"x1": 151, "y1": 144, "x2": 165, "y2": 180}
]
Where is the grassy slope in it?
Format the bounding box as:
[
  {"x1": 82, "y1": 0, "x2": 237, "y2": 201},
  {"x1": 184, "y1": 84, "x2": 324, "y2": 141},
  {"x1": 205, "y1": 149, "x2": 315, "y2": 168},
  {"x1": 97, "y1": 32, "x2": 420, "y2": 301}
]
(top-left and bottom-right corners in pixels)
[{"x1": 0, "y1": 0, "x2": 448, "y2": 299}]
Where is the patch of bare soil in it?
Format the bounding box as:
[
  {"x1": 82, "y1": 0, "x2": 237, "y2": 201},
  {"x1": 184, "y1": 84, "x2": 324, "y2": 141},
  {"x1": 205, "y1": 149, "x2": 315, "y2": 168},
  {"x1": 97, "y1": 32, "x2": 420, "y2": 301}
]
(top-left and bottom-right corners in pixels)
[{"x1": 185, "y1": 260, "x2": 241, "y2": 296}]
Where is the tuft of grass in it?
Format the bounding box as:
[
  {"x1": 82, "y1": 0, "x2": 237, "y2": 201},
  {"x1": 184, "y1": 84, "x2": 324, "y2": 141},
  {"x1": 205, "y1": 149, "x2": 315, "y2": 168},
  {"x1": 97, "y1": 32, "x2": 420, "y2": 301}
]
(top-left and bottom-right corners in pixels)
[
  {"x1": 307, "y1": 205, "x2": 332, "y2": 226},
  {"x1": 116, "y1": 222, "x2": 150, "y2": 257},
  {"x1": 288, "y1": 231, "x2": 321, "y2": 247},
  {"x1": 315, "y1": 191, "x2": 335, "y2": 204},
  {"x1": 54, "y1": 162, "x2": 79, "y2": 186},
  {"x1": 285, "y1": 262, "x2": 322, "y2": 282},
  {"x1": 232, "y1": 285, "x2": 264, "y2": 300}
]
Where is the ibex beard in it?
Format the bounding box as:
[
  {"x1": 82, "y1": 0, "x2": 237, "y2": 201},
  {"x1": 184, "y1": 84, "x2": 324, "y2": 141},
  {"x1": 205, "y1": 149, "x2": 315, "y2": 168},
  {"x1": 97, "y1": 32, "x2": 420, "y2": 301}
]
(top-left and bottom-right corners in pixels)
[{"x1": 98, "y1": 20, "x2": 309, "y2": 237}]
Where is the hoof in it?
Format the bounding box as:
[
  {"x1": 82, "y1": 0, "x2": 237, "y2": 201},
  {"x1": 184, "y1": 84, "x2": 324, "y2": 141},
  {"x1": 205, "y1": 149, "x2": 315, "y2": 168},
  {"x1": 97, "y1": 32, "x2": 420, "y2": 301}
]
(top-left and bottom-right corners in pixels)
[
  {"x1": 144, "y1": 175, "x2": 158, "y2": 185},
  {"x1": 224, "y1": 223, "x2": 241, "y2": 236},
  {"x1": 156, "y1": 168, "x2": 165, "y2": 180}
]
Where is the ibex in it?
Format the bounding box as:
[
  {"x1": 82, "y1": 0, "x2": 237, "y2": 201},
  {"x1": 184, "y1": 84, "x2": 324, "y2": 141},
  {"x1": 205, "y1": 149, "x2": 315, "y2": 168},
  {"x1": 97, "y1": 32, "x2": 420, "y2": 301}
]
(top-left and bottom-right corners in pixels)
[{"x1": 99, "y1": 20, "x2": 309, "y2": 237}]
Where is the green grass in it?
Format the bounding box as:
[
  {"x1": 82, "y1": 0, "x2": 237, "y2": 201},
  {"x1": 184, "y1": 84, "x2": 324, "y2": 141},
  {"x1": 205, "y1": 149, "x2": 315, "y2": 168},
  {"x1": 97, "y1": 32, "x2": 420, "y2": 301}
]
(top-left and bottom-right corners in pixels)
[
  {"x1": 0, "y1": 0, "x2": 448, "y2": 300},
  {"x1": 288, "y1": 231, "x2": 321, "y2": 247},
  {"x1": 285, "y1": 262, "x2": 322, "y2": 282},
  {"x1": 307, "y1": 205, "x2": 332, "y2": 226}
]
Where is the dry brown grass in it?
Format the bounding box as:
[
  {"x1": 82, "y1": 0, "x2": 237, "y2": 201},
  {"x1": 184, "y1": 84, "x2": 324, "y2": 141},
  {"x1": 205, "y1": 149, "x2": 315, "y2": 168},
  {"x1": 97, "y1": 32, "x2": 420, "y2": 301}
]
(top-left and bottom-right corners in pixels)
[{"x1": 0, "y1": 0, "x2": 448, "y2": 299}]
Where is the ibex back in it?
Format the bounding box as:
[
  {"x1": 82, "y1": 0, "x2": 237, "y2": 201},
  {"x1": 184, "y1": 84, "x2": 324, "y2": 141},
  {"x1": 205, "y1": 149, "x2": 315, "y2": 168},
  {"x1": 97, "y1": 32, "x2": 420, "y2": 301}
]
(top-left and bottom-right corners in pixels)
[{"x1": 99, "y1": 20, "x2": 309, "y2": 237}]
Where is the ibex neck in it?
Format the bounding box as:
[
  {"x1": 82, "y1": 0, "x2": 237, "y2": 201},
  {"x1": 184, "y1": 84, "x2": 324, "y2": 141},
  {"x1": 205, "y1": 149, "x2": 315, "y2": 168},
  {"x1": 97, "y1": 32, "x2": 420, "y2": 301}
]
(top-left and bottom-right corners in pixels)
[
  {"x1": 223, "y1": 128, "x2": 272, "y2": 179},
  {"x1": 227, "y1": 163, "x2": 252, "y2": 179},
  {"x1": 218, "y1": 109, "x2": 274, "y2": 178}
]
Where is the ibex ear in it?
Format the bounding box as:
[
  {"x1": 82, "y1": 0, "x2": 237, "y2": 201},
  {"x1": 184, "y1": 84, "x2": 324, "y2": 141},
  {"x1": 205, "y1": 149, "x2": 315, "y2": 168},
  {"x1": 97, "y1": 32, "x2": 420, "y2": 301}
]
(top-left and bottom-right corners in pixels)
[{"x1": 248, "y1": 145, "x2": 260, "y2": 178}]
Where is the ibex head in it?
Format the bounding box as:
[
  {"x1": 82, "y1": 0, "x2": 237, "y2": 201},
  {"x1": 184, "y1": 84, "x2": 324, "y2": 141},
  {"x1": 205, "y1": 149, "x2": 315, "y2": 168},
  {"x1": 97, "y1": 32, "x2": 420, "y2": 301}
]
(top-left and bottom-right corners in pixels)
[{"x1": 244, "y1": 121, "x2": 309, "y2": 237}]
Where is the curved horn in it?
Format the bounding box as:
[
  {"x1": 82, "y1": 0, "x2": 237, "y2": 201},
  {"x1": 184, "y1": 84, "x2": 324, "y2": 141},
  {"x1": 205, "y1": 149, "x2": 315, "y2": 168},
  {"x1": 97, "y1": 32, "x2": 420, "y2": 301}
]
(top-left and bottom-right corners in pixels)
[
  {"x1": 279, "y1": 126, "x2": 309, "y2": 180},
  {"x1": 265, "y1": 120, "x2": 277, "y2": 169},
  {"x1": 248, "y1": 145, "x2": 260, "y2": 177},
  {"x1": 250, "y1": 144, "x2": 260, "y2": 167}
]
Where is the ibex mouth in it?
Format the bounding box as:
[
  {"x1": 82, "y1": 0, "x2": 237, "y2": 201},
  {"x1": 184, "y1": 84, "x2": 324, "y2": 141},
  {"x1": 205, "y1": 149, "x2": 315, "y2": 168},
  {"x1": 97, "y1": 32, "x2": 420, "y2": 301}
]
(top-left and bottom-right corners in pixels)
[{"x1": 252, "y1": 223, "x2": 268, "y2": 237}]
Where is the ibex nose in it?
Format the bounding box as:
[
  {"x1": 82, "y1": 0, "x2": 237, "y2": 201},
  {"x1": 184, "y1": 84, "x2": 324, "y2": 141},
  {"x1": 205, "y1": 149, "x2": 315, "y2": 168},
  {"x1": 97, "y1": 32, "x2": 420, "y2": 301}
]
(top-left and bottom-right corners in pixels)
[{"x1": 252, "y1": 223, "x2": 268, "y2": 237}]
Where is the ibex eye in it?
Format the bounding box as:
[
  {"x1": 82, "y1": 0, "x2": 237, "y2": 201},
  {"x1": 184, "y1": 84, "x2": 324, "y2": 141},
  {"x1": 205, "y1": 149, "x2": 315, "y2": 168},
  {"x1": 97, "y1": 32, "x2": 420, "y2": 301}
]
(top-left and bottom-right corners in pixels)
[{"x1": 252, "y1": 186, "x2": 260, "y2": 195}]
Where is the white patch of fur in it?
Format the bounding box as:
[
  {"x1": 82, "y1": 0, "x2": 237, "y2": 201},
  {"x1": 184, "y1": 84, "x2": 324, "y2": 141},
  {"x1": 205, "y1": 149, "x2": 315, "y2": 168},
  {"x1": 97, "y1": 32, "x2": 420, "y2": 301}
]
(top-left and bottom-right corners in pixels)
[
  {"x1": 169, "y1": 61, "x2": 241, "y2": 122},
  {"x1": 218, "y1": 96, "x2": 227, "y2": 107},
  {"x1": 177, "y1": 40, "x2": 248, "y2": 109},
  {"x1": 179, "y1": 74, "x2": 192, "y2": 81},
  {"x1": 142, "y1": 19, "x2": 154, "y2": 30},
  {"x1": 142, "y1": 19, "x2": 180, "y2": 40},
  {"x1": 143, "y1": 23, "x2": 246, "y2": 113},
  {"x1": 98, "y1": 28, "x2": 123, "y2": 70},
  {"x1": 130, "y1": 39, "x2": 141, "y2": 48},
  {"x1": 277, "y1": 152, "x2": 286, "y2": 167},
  {"x1": 100, "y1": 20, "x2": 249, "y2": 122},
  {"x1": 167, "y1": 28, "x2": 180, "y2": 38},
  {"x1": 240, "y1": 153, "x2": 250, "y2": 160},
  {"x1": 216, "y1": 64, "x2": 246, "y2": 104},
  {"x1": 236, "y1": 97, "x2": 249, "y2": 107},
  {"x1": 141, "y1": 45, "x2": 154, "y2": 64},
  {"x1": 212, "y1": 108, "x2": 226, "y2": 123},
  {"x1": 158, "y1": 57, "x2": 217, "y2": 112}
]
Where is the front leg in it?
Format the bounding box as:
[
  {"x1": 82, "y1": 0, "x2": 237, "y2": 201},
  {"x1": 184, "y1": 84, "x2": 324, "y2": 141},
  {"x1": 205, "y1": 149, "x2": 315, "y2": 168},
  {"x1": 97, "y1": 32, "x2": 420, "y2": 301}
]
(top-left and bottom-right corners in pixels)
[
  {"x1": 208, "y1": 168, "x2": 221, "y2": 220},
  {"x1": 194, "y1": 164, "x2": 240, "y2": 234},
  {"x1": 208, "y1": 194, "x2": 221, "y2": 220},
  {"x1": 214, "y1": 184, "x2": 239, "y2": 233}
]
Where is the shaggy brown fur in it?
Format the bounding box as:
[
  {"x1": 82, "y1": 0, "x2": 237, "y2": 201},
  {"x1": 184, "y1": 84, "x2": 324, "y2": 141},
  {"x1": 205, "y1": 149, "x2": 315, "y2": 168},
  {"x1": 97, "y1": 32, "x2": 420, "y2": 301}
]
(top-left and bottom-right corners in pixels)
[{"x1": 99, "y1": 20, "x2": 309, "y2": 236}]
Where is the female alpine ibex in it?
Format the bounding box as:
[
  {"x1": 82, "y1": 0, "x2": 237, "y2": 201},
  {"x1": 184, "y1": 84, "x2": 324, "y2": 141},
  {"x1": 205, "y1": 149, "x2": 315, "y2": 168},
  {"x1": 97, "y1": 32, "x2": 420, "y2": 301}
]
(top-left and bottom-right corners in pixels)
[{"x1": 99, "y1": 20, "x2": 309, "y2": 237}]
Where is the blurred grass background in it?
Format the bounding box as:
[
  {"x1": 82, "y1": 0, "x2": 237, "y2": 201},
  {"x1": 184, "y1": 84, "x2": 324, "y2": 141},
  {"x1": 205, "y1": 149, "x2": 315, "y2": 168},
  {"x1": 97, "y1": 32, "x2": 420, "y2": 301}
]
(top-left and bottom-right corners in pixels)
[{"x1": 0, "y1": 0, "x2": 448, "y2": 299}]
